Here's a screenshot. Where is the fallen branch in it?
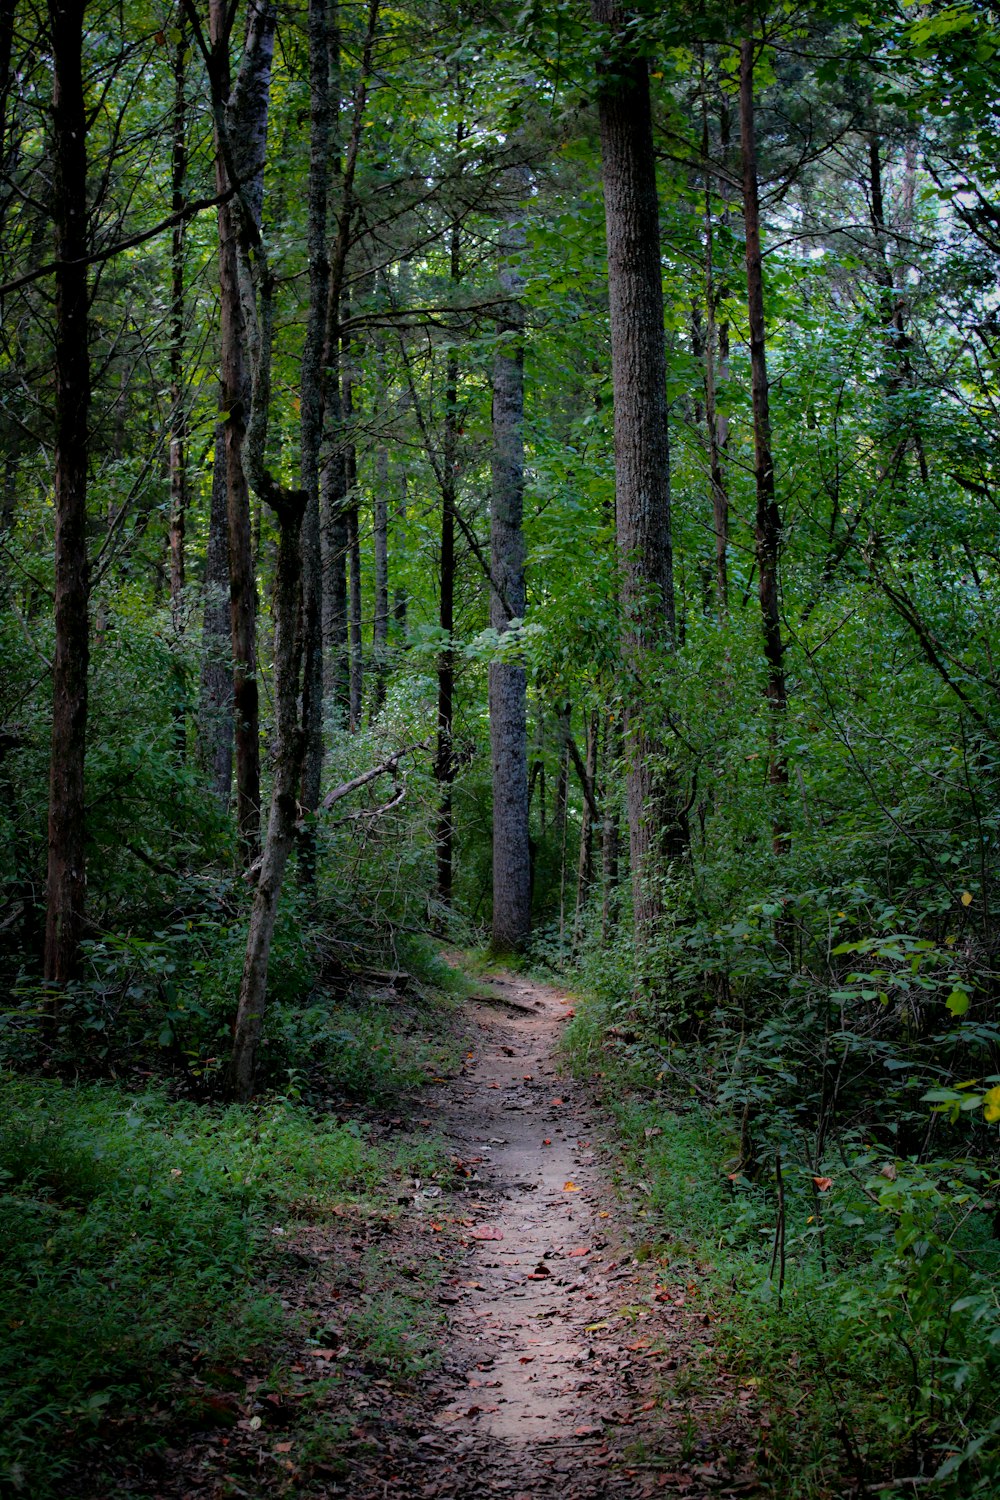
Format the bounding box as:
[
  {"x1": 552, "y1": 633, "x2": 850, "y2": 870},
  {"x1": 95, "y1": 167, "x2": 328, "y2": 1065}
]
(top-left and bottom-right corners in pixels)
[
  {"x1": 321, "y1": 741, "x2": 428, "y2": 811},
  {"x1": 330, "y1": 782, "x2": 408, "y2": 826}
]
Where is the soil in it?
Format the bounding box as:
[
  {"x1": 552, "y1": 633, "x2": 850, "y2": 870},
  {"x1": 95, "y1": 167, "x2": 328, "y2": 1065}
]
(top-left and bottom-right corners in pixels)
[{"x1": 146, "y1": 970, "x2": 763, "y2": 1500}]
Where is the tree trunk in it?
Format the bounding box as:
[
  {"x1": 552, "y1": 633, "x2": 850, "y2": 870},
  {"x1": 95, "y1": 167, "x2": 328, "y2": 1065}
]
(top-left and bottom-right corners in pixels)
[
  {"x1": 230, "y1": 487, "x2": 307, "y2": 1102},
  {"x1": 739, "y1": 35, "x2": 788, "y2": 848},
  {"x1": 210, "y1": 0, "x2": 262, "y2": 861},
  {"x1": 489, "y1": 188, "x2": 531, "y2": 954},
  {"x1": 575, "y1": 708, "x2": 599, "y2": 937},
  {"x1": 199, "y1": 432, "x2": 234, "y2": 803},
  {"x1": 299, "y1": 0, "x2": 332, "y2": 870},
  {"x1": 700, "y1": 59, "x2": 728, "y2": 614},
  {"x1": 319, "y1": 0, "x2": 378, "y2": 723},
  {"x1": 168, "y1": 25, "x2": 188, "y2": 633},
  {"x1": 371, "y1": 342, "x2": 390, "y2": 717},
  {"x1": 344, "y1": 354, "x2": 363, "y2": 729},
  {"x1": 393, "y1": 476, "x2": 408, "y2": 634},
  {"x1": 44, "y1": 0, "x2": 90, "y2": 986},
  {"x1": 592, "y1": 0, "x2": 681, "y2": 949},
  {"x1": 435, "y1": 220, "x2": 461, "y2": 910}
]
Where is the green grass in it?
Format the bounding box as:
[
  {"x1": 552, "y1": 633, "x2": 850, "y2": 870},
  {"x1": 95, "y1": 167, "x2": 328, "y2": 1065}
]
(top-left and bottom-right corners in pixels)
[{"x1": 0, "y1": 1076, "x2": 445, "y2": 1498}]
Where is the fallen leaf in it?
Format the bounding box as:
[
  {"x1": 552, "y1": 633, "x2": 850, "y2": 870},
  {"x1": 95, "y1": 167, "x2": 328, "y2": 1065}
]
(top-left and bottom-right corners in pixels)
[
  {"x1": 585, "y1": 1321, "x2": 609, "y2": 1331},
  {"x1": 551, "y1": 1097, "x2": 564, "y2": 1106},
  {"x1": 598, "y1": 1210, "x2": 610, "y2": 1219},
  {"x1": 543, "y1": 1138, "x2": 552, "y2": 1146},
  {"x1": 568, "y1": 1246, "x2": 590, "y2": 1257},
  {"x1": 275, "y1": 1442, "x2": 293, "y2": 1453},
  {"x1": 472, "y1": 1225, "x2": 504, "y2": 1241},
  {"x1": 563, "y1": 1181, "x2": 581, "y2": 1192}
]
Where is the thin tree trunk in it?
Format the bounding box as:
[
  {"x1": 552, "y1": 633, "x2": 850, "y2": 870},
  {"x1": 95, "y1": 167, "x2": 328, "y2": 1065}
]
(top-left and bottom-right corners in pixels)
[
  {"x1": 435, "y1": 220, "x2": 461, "y2": 910},
  {"x1": 210, "y1": 0, "x2": 261, "y2": 861},
  {"x1": 701, "y1": 57, "x2": 728, "y2": 614},
  {"x1": 592, "y1": 0, "x2": 682, "y2": 952},
  {"x1": 199, "y1": 431, "x2": 234, "y2": 802},
  {"x1": 371, "y1": 340, "x2": 389, "y2": 717},
  {"x1": 739, "y1": 34, "x2": 788, "y2": 850},
  {"x1": 299, "y1": 0, "x2": 332, "y2": 871},
  {"x1": 575, "y1": 708, "x2": 599, "y2": 937},
  {"x1": 319, "y1": 0, "x2": 378, "y2": 721},
  {"x1": 230, "y1": 488, "x2": 307, "y2": 1102},
  {"x1": 168, "y1": 25, "x2": 188, "y2": 632},
  {"x1": 44, "y1": 0, "x2": 90, "y2": 986},
  {"x1": 344, "y1": 354, "x2": 363, "y2": 729},
  {"x1": 489, "y1": 182, "x2": 531, "y2": 954},
  {"x1": 393, "y1": 474, "x2": 408, "y2": 633}
]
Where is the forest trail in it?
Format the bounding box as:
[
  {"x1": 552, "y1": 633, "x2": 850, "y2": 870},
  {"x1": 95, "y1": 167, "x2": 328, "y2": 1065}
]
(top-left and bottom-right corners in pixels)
[
  {"x1": 397, "y1": 968, "x2": 761, "y2": 1500},
  {"x1": 162, "y1": 970, "x2": 763, "y2": 1500}
]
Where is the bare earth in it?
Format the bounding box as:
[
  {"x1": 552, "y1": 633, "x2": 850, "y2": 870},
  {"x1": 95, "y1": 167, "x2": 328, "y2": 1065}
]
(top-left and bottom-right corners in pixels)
[{"x1": 401, "y1": 970, "x2": 761, "y2": 1500}]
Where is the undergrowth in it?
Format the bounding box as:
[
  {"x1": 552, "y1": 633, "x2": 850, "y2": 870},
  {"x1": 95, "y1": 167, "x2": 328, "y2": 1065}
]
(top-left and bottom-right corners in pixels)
[{"x1": 563, "y1": 990, "x2": 1000, "y2": 1500}]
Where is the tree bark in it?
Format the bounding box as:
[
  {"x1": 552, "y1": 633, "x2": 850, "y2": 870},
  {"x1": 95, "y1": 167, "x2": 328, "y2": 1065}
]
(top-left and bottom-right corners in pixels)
[
  {"x1": 592, "y1": 0, "x2": 681, "y2": 948},
  {"x1": 739, "y1": 35, "x2": 788, "y2": 847},
  {"x1": 700, "y1": 59, "x2": 728, "y2": 614},
  {"x1": 298, "y1": 0, "x2": 332, "y2": 861},
  {"x1": 199, "y1": 430, "x2": 234, "y2": 802},
  {"x1": 168, "y1": 24, "x2": 188, "y2": 632},
  {"x1": 371, "y1": 337, "x2": 390, "y2": 717},
  {"x1": 489, "y1": 186, "x2": 531, "y2": 953},
  {"x1": 230, "y1": 487, "x2": 307, "y2": 1102},
  {"x1": 210, "y1": 0, "x2": 268, "y2": 861},
  {"x1": 435, "y1": 218, "x2": 462, "y2": 910},
  {"x1": 44, "y1": 0, "x2": 90, "y2": 986},
  {"x1": 344, "y1": 352, "x2": 363, "y2": 729}
]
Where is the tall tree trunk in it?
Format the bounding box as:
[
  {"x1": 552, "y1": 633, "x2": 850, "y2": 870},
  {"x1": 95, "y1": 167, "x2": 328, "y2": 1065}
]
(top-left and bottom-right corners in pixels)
[
  {"x1": 371, "y1": 339, "x2": 390, "y2": 717},
  {"x1": 700, "y1": 58, "x2": 728, "y2": 614},
  {"x1": 739, "y1": 35, "x2": 788, "y2": 848},
  {"x1": 199, "y1": 431, "x2": 234, "y2": 801},
  {"x1": 575, "y1": 708, "x2": 599, "y2": 936},
  {"x1": 592, "y1": 0, "x2": 681, "y2": 952},
  {"x1": 435, "y1": 219, "x2": 461, "y2": 910},
  {"x1": 168, "y1": 25, "x2": 188, "y2": 632},
  {"x1": 393, "y1": 474, "x2": 408, "y2": 633},
  {"x1": 319, "y1": 0, "x2": 378, "y2": 722},
  {"x1": 299, "y1": 0, "x2": 332, "y2": 869},
  {"x1": 210, "y1": 0, "x2": 262, "y2": 861},
  {"x1": 344, "y1": 353, "x2": 363, "y2": 729},
  {"x1": 489, "y1": 186, "x2": 531, "y2": 953},
  {"x1": 44, "y1": 0, "x2": 90, "y2": 986},
  {"x1": 230, "y1": 488, "x2": 307, "y2": 1102}
]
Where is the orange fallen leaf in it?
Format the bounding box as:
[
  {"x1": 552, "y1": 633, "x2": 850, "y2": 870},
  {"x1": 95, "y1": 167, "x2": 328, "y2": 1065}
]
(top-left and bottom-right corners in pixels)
[
  {"x1": 472, "y1": 1225, "x2": 504, "y2": 1241},
  {"x1": 568, "y1": 1246, "x2": 590, "y2": 1257},
  {"x1": 523, "y1": 1074, "x2": 533, "y2": 1081},
  {"x1": 563, "y1": 1181, "x2": 581, "y2": 1192},
  {"x1": 598, "y1": 1210, "x2": 610, "y2": 1219},
  {"x1": 275, "y1": 1442, "x2": 293, "y2": 1453},
  {"x1": 551, "y1": 1097, "x2": 564, "y2": 1106},
  {"x1": 487, "y1": 1082, "x2": 501, "y2": 1090}
]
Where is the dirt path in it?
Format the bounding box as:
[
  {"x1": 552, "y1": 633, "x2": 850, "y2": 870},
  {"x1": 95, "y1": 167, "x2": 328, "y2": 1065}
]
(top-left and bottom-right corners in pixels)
[
  {"x1": 153, "y1": 970, "x2": 761, "y2": 1500},
  {"x1": 408, "y1": 970, "x2": 760, "y2": 1499}
]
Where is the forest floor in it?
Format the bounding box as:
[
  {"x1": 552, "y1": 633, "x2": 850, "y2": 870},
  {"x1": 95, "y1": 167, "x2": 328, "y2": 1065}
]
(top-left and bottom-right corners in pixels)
[{"x1": 148, "y1": 968, "x2": 763, "y2": 1500}]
